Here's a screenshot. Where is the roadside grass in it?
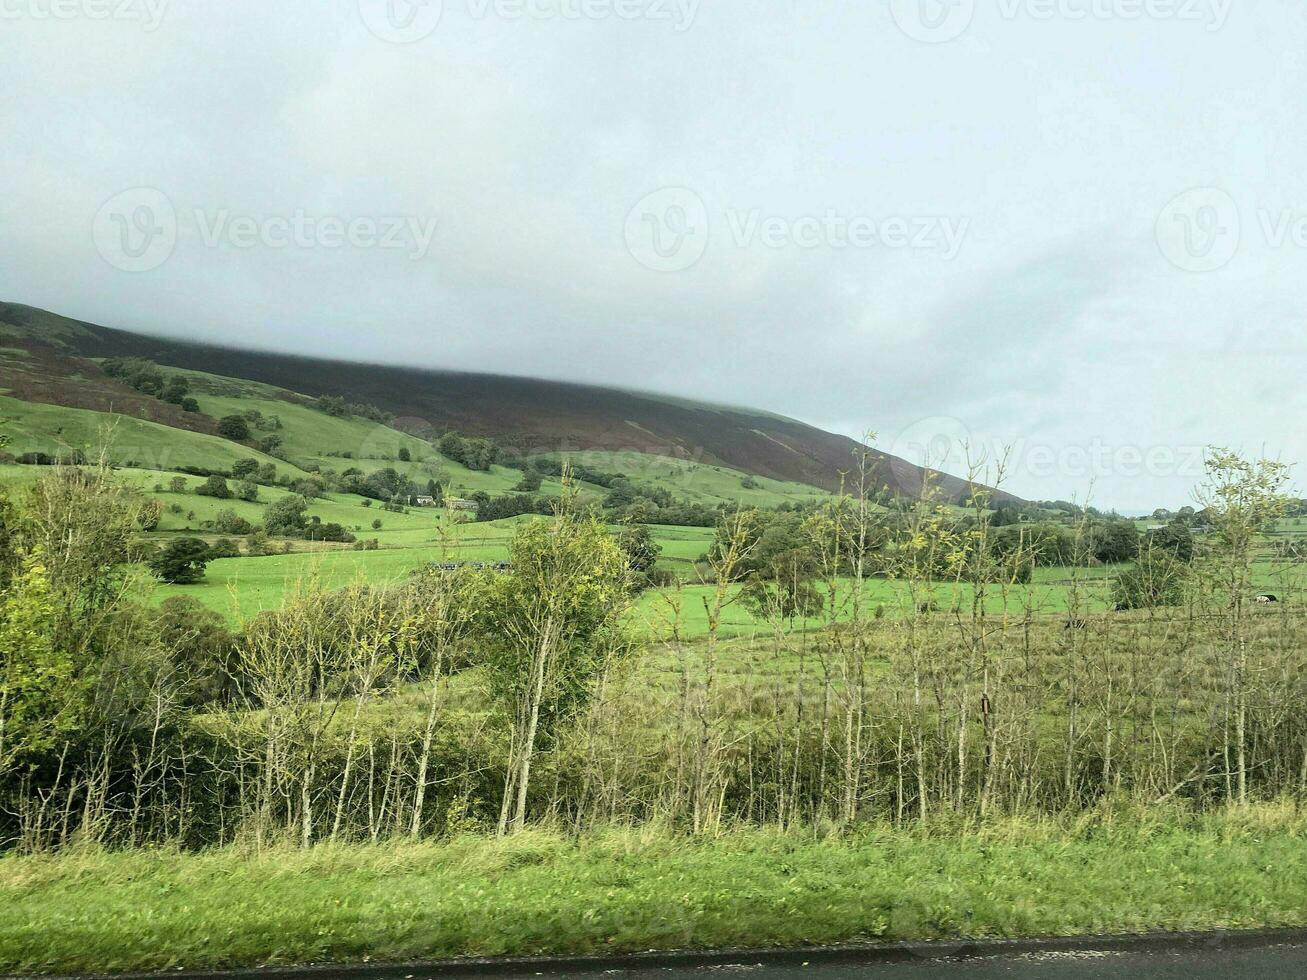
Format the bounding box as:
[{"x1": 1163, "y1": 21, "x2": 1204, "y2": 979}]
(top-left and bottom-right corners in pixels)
[{"x1": 4, "y1": 804, "x2": 1307, "y2": 975}]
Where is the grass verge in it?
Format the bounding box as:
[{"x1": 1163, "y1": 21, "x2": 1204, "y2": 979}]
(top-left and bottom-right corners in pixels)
[{"x1": 3, "y1": 805, "x2": 1307, "y2": 975}]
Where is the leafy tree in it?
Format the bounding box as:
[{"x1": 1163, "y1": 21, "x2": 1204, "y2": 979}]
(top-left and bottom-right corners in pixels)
[
  {"x1": 231, "y1": 459, "x2": 260, "y2": 480},
  {"x1": 617, "y1": 523, "x2": 661, "y2": 573},
  {"x1": 304, "y1": 519, "x2": 355, "y2": 543},
  {"x1": 168, "y1": 476, "x2": 187, "y2": 494},
  {"x1": 180, "y1": 397, "x2": 200, "y2": 413},
  {"x1": 149, "y1": 537, "x2": 211, "y2": 584},
  {"x1": 216, "y1": 415, "x2": 251, "y2": 441},
  {"x1": 154, "y1": 596, "x2": 237, "y2": 706},
  {"x1": 0, "y1": 554, "x2": 74, "y2": 771},
  {"x1": 138, "y1": 498, "x2": 163, "y2": 531},
  {"x1": 478, "y1": 503, "x2": 631, "y2": 832},
  {"x1": 1143, "y1": 520, "x2": 1194, "y2": 563},
  {"x1": 161, "y1": 375, "x2": 190, "y2": 405},
  {"x1": 514, "y1": 470, "x2": 543, "y2": 493},
  {"x1": 1091, "y1": 517, "x2": 1139, "y2": 564},
  {"x1": 1196, "y1": 448, "x2": 1292, "y2": 804},
  {"x1": 195, "y1": 475, "x2": 231, "y2": 499},
  {"x1": 212, "y1": 509, "x2": 254, "y2": 535},
  {"x1": 263, "y1": 494, "x2": 310, "y2": 537},
  {"x1": 235, "y1": 480, "x2": 259, "y2": 502},
  {"x1": 398, "y1": 447, "x2": 411, "y2": 462}
]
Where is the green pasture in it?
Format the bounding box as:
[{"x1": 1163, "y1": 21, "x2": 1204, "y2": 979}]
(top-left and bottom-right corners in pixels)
[{"x1": 0, "y1": 397, "x2": 296, "y2": 475}]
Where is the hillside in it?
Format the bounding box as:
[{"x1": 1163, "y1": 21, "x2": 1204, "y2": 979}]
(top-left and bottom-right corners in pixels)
[{"x1": 0, "y1": 301, "x2": 1006, "y2": 502}]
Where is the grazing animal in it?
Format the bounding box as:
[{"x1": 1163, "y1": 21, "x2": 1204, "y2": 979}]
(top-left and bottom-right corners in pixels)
[
  {"x1": 1064, "y1": 618, "x2": 1088, "y2": 631},
  {"x1": 1255, "y1": 594, "x2": 1280, "y2": 604}
]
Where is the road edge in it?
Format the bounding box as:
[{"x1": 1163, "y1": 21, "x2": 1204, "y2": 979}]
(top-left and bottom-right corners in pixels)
[{"x1": 22, "y1": 926, "x2": 1307, "y2": 980}]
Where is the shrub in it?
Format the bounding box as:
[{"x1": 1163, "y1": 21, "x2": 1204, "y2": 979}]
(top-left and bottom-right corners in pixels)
[{"x1": 1113, "y1": 554, "x2": 1188, "y2": 610}]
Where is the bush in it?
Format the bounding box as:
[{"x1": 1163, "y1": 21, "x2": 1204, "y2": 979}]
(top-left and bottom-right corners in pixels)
[{"x1": 1113, "y1": 554, "x2": 1188, "y2": 610}]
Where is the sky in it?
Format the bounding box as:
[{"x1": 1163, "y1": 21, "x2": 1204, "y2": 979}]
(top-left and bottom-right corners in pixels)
[{"x1": 1, "y1": 0, "x2": 1304, "y2": 511}]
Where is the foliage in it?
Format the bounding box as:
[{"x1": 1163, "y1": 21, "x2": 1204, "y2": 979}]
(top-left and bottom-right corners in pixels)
[
  {"x1": 216, "y1": 415, "x2": 251, "y2": 441},
  {"x1": 437, "y1": 432, "x2": 498, "y2": 471},
  {"x1": 263, "y1": 495, "x2": 310, "y2": 537},
  {"x1": 616, "y1": 523, "x2": 661, "y2": 574},
  {"x1": 149, "y1": 538, "x2": 211, "y2": 584},
  {"x1": 0, "y1": 554, "x2": 73, "y2": 770},
  {"x1": 1112, "y1": 553, "x2": 1188, "y2": 610},
  {"x1": 195, "y1": 475, "x2": 231, "y2": 499}
]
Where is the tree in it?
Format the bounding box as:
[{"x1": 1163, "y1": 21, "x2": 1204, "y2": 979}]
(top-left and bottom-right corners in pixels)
[
  {"x1": 213, "y1": 509, "x2": 254, "y2": 535},
  {"x1": 1142, "y1": 520, "x2": 1194, "y2": 562},
  {"x1": 0, "y1": 554, "x2": 73, "y2": 771},
  {"x1": 479, "y1": 498, "x2": 631, "y2": 833},
  {"x1": 235, "y1": 480, "x2": 259, "y2": 502},
  {"x1": 231, "y1": 459, "x2": 260, "y2": 480},
  {"x1": 155, "y1": 596, "x2": 237, "y2": 706},
  {"x1": 168, "y1": 476, "x2": 187, "y2": 494},
  {"x1": 216, "y1": 415, "x2": 251, "y2": 441},
  {"x1": 138, "y1": 498, "x2": 163, "y2": 531},
  {"x1": 161, "y1": 376, "x2": 190, "y2": 405},
  {"x1": 514, "y1": 470, "x2": 543, "y2": 493},
  {"x1": 149, "y1": 538, "x2": 211, "y2": 584},
  {"x1": 616, "y1": 523, "x2": 660, "y2": 573},
  {"x1": 1196, "y1": 448, "x2": 1292, "y2": 805},
  {"x1": 195, "y1": 475, "x2": 231, "y2": 499},
  {"x1": 264, "y1": 494, "x2": 310, "y2": 537},
  {"x1": 1091, "y1": 517, "x2": 1139, "y2": 564},
  {"x1": 398, "y1": 447, "x2": 411, "y2": 462}
]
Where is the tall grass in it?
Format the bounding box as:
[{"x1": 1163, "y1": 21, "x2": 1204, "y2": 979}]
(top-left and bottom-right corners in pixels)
[{"x1": 4, "y1": 803, "x2": 1307, "y2": 974}]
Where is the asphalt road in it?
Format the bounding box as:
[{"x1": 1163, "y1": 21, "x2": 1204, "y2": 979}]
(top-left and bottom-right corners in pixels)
[
  {"x1": 564, "y1": 942, "x2": 1307, "y2": 978},
  {"x1": 259, "y1": 939, "x2": 1307, "y2": 980},
  {"x1": 78, "y1": 935, "x2": 1307, "y2": 980}
]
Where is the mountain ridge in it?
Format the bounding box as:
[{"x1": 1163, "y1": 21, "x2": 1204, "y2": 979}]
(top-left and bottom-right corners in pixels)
[{"x1": 0, "y1": 301, "x2": 1014, "y2": 502}]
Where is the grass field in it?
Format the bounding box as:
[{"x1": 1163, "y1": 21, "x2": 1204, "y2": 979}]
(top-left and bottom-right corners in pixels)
[
  {"x1": 4, "y1": 805, "x2": 1307, "y2": 974},
  {"x1": 0, "y1": 396, "x2": 297, "y2": 475},
  {"x1": 533, "y1": 449, "x2": 831, "y2": 509}
]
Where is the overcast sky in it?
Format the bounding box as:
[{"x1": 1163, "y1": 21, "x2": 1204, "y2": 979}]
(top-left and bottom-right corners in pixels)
[{"x1": 1, "y1": 0, "x2": 1304, "y2": 510}]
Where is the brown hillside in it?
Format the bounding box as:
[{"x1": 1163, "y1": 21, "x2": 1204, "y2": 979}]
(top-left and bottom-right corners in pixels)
[{"x1": 0, "y1": 301, "x2": 1014, "y2": 502}]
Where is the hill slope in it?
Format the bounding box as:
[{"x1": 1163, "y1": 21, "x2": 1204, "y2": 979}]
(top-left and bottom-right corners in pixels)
[{"x1": 0, "y1": 301, "x2": 1007, "y2": 501}]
